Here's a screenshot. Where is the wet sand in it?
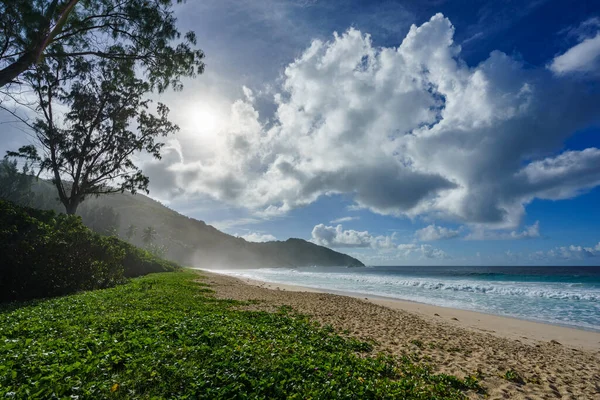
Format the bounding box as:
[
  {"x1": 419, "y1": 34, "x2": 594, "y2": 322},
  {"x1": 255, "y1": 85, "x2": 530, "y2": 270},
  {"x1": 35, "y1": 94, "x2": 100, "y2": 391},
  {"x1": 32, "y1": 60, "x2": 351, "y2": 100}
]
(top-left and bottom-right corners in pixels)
[{"x1": 199, "y1": 270, "x2": 600, "y2": 399}]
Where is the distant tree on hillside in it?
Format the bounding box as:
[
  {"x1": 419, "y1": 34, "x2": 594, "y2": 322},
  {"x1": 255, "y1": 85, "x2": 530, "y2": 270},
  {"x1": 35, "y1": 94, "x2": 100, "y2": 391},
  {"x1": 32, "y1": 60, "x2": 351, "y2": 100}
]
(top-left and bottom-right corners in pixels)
[
  {"x1": 8, "y1": 55, "x2": 179, "y2": 215},
  {"x1": 142, "y1": 226, "x2": 157, "y2": 245},
  {"x1": 0, "y1": 158, "x2": 35, "y2": 205},
  {"x1": 0, "y1": 0, "x2": 204, "y2": 90},
  {"x1": 125, "y1": 224, "x2": 138, "y2": 241},
  {"x1": 79, "y1": 205, "x2": 120, "y2": 236}
]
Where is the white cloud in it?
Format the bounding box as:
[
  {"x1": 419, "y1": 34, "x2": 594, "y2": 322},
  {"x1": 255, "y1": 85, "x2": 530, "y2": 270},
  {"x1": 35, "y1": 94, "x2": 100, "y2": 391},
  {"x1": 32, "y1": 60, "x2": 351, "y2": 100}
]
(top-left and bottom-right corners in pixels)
[
  {"x1": 397, "y1": 243, "x2": 418, "y2": 251},
  {"x1": 311, "y1": 224, "x2": 395, "y2": 249},
  {"x1": 532, "y1": 242, "x2": 600, "y2": 261},
  {"x1": 242, "y1": 86, "x2": 255, "y2": 102},
  {"x1": 549, "y1": 34, "x2": 600, "y2": 75},
  {"x1": 146, "y1": 13, "x2": 600, "y2": 229},
  {"x1": 311, "y1": 224, "x2": 372, "y2": 248},
  {"x1": 237, "y1": 232, "x2": 277, "y2": 242},
  {"x1": 560, "y1": 17, "x2": 600, "y2": 41},
  {"x1": 510, "y1": 221, "x2": 540, "y2": 239},
  {"x1": 466, "y1": 221, "x2": 540, "y2": 240},
  {"x1": 208, "y1": 217, "x2": 264, "y2": 230},
  {"x1": 415, "y1": 224, "x2": 460, "y2": 241},
  {"x1": 371, "y1": 233, "x2": 398, "y2": 250},
  {"x1": 515, "y1": 149, "x2": 600, "y2": 200},
  {"x1": 396, "y1": 243, "x2": 448, "y2": 259},
  {"x1": 330, "y1": 216, "x2": 360, "y2": 223},
  {"x1": 421, "y1": 244, "x2": 449, "y2": 259}
]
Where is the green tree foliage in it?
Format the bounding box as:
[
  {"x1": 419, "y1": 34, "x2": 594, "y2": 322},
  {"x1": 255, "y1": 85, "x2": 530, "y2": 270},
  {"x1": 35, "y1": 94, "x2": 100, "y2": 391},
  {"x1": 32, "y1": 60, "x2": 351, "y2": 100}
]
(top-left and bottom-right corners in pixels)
[
  {"x1": 125, "y1": 223, "x2": 137, "y2": 240},
  {"x1": 0, "y1": 158, "x2": 35, "y2": 205},
  {"x1": 142, "y1": 226, "x2": 157, "y2": 245},
  {"x1": 9, "y1": 55, "x2": 179, "y2": 214},
  {"x1": 0, "y1": 0, "x2": 204, "y2": 90},
  {"x1": 78, "y1": 204, "x2": 120, "y2": 236},
  {"x1": 0, "y1": 200, "x2": 179, "y2": 302},
  {"x1": 140, "y1": 224, "x2": 168, "y2": 258}
]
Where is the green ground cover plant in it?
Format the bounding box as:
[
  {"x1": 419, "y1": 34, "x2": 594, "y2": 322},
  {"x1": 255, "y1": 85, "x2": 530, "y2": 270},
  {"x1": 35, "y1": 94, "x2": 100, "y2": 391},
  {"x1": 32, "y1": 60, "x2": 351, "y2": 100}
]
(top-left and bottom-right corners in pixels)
[
  {"x1": 0, "y1": 271, "x2": 482, "y2": 399},
  {"x1": 502, "y1": 369, "x2": 525, "y2": 385}
]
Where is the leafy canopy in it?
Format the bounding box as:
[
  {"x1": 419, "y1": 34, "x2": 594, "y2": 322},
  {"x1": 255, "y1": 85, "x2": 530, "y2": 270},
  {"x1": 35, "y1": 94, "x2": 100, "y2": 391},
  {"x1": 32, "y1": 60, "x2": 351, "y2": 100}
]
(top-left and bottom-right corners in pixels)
[
  {"x1": 0, "y1": 0, "x2": 204, "y2": 90},
  {"x1": 142, "y1": 226, "x2": 157, "y2": 244},
  {"x1": 0, "y1": 158, "x2": 35, "y2": 206},
  {"x1": 10, "y1": 55, "x2": 179, "y2": 214},
  {"x1": 125, "y1": 223, "x2": 138, "y2": 240}
]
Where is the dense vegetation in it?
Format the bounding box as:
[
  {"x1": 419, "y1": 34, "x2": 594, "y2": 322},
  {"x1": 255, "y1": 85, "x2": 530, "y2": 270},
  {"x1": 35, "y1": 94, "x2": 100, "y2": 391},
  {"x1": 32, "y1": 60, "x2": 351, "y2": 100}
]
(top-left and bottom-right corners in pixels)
[
  {"x1": 0, "y1": 200, "x2": 179, "y2": 302},
  {"x1": 0, "y1": 271, "x2": 480, "y2": 399}
]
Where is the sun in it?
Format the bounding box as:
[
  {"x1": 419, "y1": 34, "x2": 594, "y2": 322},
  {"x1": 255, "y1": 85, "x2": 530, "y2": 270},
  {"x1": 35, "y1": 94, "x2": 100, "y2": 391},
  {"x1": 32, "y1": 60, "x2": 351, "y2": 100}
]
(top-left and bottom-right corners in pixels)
[{"x1": 185, "y1": 104, "x2": 222, "y2": 133}]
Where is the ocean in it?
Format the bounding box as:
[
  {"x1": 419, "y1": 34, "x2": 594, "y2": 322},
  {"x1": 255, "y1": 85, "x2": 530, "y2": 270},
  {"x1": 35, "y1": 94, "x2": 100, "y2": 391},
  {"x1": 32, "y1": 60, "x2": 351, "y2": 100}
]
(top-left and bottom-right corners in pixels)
[{"x1": 212, "y1": 265, "x2": 600, "y2": 331}]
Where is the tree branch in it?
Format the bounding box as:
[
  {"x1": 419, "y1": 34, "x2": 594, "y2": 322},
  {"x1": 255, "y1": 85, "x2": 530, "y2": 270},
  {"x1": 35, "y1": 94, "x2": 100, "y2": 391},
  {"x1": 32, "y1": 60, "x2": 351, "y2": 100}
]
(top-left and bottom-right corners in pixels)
[
  {"x1": 46, "y1": 50, "x2": 151, "y2": 60},
  {"x1": 0, "y1": 0, "x2": 80, "y2": 88},
  {"x1": 36, "y1": 0, "x2": 81, "y2": 64}
]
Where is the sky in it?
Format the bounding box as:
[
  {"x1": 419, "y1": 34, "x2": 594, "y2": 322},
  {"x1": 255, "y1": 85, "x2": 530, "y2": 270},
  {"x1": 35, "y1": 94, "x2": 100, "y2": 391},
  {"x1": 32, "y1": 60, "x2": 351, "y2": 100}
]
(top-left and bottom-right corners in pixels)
[{"x1": 2, "y1": 0, "x2": 600, "y2": 266}]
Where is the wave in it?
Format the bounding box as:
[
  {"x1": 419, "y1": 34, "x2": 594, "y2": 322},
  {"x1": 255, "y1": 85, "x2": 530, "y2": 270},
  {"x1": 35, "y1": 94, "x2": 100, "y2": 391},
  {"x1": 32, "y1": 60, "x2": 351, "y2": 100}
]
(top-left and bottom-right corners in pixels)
[
  {"x1": 226, "y1": 269, "x2": 600, "y2": 302},
  {"x1": 385, "y1": 279, "x2": 600, "y2": 302},
  {"x1": 215, "y1": 267, "x2": 600, "y2": 330}
]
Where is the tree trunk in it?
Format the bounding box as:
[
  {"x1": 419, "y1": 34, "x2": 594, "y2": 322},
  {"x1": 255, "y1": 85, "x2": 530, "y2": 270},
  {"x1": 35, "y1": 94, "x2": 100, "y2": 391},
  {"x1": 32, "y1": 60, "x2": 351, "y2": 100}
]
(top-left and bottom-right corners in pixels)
[{"x1": 65, "y1": 199, "x2": 80, "y2": 215}]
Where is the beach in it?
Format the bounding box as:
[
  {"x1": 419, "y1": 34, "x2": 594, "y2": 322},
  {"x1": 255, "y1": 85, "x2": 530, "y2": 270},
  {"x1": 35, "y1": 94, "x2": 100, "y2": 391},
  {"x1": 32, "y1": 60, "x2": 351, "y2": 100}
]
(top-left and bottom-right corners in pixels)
[{"x1": 200, "y1": 270, "x2": 600, "y2": 400}]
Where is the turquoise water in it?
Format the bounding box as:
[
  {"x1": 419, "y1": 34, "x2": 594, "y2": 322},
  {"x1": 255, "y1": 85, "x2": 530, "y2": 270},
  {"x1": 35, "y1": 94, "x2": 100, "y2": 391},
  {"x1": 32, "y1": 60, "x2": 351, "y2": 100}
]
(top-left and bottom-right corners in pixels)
[{"x1": 212, "y1": 265, "x2": 600, "y2": 331}]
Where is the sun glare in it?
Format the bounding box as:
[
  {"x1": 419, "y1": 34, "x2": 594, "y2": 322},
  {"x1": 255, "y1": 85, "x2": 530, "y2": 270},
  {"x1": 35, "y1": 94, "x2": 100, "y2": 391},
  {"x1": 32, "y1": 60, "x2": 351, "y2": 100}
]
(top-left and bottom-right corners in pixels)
[{"x1": 185, "y1": 104, "x2": 222, "y2": 133}]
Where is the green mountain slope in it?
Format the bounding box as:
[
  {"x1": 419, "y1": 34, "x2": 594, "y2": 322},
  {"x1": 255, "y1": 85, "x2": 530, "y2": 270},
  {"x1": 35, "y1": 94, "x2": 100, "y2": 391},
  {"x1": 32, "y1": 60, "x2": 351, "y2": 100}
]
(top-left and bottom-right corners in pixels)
[{"x1": 27, "y1": 181, "x2": 364, "y2": 268}]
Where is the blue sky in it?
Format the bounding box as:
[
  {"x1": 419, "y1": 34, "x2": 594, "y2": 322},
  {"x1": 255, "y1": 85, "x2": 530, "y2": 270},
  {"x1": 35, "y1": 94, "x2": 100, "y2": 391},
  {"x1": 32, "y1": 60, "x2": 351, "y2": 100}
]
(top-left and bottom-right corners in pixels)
[{"x1": 2, "y1": 0, "x2": 600, "y2": 265}]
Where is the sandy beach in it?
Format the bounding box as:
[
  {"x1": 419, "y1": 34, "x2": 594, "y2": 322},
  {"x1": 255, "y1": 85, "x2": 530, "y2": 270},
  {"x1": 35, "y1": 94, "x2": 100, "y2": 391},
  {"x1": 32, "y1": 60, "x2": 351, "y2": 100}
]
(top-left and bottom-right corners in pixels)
[{"x1": 199, "y1": 270, "x2": 600, "y2": 400}]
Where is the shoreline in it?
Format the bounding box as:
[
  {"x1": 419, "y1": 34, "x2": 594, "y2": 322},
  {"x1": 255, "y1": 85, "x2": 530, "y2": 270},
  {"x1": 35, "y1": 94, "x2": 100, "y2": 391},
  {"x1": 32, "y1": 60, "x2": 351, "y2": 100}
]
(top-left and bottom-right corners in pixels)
[
  {"x1": 200, "y1": 268, "x2": 600, "y2": 351},
  {"x1": 200, "y1": 269, "x2": 600, "y2": 399}
]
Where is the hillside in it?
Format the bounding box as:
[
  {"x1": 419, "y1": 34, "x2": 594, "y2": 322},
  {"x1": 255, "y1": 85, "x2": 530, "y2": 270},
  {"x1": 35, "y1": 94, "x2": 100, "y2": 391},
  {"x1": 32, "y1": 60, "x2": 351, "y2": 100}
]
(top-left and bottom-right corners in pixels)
[{"x1": 25, "y1": 181, "x2": 364, "y2": 268}]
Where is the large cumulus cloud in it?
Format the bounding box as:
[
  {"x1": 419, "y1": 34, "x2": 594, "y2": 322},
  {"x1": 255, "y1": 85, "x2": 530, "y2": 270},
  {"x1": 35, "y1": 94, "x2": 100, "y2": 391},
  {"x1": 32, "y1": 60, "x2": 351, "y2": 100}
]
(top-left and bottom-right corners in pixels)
[{"x1": 147, "y1": 13, "x2": 600, "y2": 228}]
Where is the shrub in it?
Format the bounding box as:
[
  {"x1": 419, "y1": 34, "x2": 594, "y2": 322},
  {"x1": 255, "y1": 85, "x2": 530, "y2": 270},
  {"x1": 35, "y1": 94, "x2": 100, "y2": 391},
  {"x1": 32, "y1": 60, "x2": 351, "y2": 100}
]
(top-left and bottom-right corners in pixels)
[
  {"x1": 116, "y1": 240, "x2": 180, "y2": 278},
  {"x1": 0, "y1": 200, "x2": 179, "y2": 302}
]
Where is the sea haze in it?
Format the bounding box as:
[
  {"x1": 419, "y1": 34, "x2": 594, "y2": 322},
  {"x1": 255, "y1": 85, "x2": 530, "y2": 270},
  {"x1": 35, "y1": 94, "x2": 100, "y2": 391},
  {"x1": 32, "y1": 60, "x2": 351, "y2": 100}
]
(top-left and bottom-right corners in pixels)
[{"x1": 213, "y1": 265, "x2": 600, "y2": 332}]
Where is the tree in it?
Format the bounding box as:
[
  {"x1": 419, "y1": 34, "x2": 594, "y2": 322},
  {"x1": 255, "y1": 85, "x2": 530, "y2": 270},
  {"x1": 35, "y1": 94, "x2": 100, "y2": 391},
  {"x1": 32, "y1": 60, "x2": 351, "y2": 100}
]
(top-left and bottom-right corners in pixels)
[
  {"x1": 9, "y1": 55, "x2": 179, "y2": 215},
  {"x1": 125, "y1": 224, "x2": 137, "y2": 240},
  {"x1": 79, "y1": 204, "x2": 120, "y2": 236},
  {"x1": 0, "y1": 158, "x2": 35, "y2": 205},
  {"x1": 0, "y1": 0, "x2": 204, "y2": 90},
  {"x1": 142, "y1": 226, "x2": 157, "y2": 245}
]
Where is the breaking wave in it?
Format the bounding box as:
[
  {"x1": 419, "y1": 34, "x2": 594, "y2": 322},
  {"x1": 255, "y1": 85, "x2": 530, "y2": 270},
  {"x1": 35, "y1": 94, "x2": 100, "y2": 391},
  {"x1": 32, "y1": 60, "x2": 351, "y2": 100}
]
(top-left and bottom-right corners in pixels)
[{"x1": 210, "y1": 266, "x2": 600, "y2": 331}]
